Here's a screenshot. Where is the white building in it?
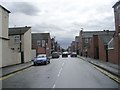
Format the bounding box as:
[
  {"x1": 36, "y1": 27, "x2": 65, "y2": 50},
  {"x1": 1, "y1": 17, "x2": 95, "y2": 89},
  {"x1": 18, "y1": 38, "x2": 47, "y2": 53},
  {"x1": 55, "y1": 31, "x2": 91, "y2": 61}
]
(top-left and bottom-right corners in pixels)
[
  {"x1": 9, "y1": 26, "x2": 32, "y2": 63},
  {"x1": 0, "y1": 5, "x2": 32, "y2": 68},
  {"x1": 0, "y1": 5, "x2": 11, "y2": 67}
]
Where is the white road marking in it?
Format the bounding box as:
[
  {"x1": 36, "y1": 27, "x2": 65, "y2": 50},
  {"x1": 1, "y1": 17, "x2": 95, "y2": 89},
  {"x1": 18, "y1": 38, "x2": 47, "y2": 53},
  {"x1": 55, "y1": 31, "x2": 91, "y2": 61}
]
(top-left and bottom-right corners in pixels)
[
  {"x1": 58, "y1": 68, "x2": 63, "y2": 77},
  {"x1": 62, "y1": 62, "x2": 64, "y2": 67},
  {"x1": 52, "y1": 84, "x2": 56, "y2": 88}
]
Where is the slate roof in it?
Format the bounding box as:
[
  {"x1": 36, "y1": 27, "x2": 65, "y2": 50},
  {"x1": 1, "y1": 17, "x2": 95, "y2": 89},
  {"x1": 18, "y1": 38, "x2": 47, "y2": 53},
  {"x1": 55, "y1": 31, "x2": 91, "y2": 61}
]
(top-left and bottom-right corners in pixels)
[
  {"x1": 32, "y1": 33, "x2": 50, "y2": 43},
  {"x1": 9, "y1": 27, "x2": 31, "y2": 35},
  {"x1": 99, "y1": 34, "x2": 114, "y2": 45},
  {"x1": 0, "y1": 5, "x2": 10, "y2": 13},
  {"x1": 82, "y1": 31, "x2": 115, "y2": 38},
  {"x1": 113, "y1": 0, "x2": 120, "y2": 8},
  {"x1": 75, "y1": 36, "x2": 79, "y2": 42}
]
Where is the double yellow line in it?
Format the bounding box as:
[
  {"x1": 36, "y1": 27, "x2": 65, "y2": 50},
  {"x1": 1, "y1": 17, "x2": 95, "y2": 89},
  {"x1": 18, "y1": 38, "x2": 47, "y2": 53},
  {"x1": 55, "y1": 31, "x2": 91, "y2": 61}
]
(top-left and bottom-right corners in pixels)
[{"x1": 93, "y1": 64, "x2": 120, "y2": 84}]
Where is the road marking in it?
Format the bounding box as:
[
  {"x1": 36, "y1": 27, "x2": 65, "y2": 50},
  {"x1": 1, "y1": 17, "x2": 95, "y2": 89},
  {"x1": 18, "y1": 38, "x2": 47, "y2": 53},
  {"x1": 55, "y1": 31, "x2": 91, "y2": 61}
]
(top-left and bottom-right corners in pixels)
[
  {"x1": 52, "y1": 84, "x2": 56, "y2": 88},
  {"x1": 0, "y1": 67, "x2": 33, "y2": 81},
  {"x1": 93, "y1": 65, "x2": 120, "y2": 84},
  {"x1": 62, "y1": 62, "x2": 64, "y2": 67},
  {"x1": 58, "y1": 68, "x2": 63, "y2": 77}
]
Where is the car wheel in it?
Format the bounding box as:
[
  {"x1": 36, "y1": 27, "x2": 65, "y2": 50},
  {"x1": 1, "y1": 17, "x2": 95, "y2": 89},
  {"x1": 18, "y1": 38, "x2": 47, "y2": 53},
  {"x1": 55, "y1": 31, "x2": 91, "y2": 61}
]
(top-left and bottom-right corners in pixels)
[
  {"x1": 34, "y1": 62, "x2": 37, "y2": 66},
  {"x1": 45, "y1": 61, "x2": 47, "y2": 65},
  {"x1": 48, "y1": 61, "x2": 50, "y2": 64}
]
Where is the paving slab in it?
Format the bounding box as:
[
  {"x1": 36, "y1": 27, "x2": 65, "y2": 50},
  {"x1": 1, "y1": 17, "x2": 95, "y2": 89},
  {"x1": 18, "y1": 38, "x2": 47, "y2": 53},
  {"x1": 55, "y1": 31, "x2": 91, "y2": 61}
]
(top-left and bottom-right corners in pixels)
[
  {"x1": 0, "y1": 61, "x2": 33, "y2": 77},
  {"x1": 78, "y1": 56, "x2": 119, "y2": 77}
]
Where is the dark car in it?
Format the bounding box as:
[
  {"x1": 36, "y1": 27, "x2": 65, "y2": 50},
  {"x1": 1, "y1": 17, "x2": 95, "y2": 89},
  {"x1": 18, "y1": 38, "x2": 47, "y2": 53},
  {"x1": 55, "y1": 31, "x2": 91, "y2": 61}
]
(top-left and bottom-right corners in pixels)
[
  {"x1": 52, "y1": 52, "x2": 59, "y2": 58},
  {"x1": 62, "y1": 52, "x2": 68, "y2": 57},
  {"x1": 33, "y1": 54, "x2": 50, "y2": 66},
  {"x1": 70, "y1": 52, "x2": 77, "y2": 57}
]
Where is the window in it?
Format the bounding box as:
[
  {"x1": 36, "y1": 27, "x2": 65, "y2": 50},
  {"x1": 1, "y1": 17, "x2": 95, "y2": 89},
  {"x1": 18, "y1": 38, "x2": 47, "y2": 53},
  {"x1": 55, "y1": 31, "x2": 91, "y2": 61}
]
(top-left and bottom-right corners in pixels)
[
  {"x1": 42, "y1": 40, "x2": 45, "y2": 47},
  {"x1": 37, "y1": 40, "x2": 41, "y2": 47},
  {"x1": 85, "y1": 38, "x2": 88, "y2": 43},
  {"x1": 14, "y1": 35, "x2": 20, "y2": 44},
  {"x1": 108, "y1": 38, "x2": 114, "y2": 49}
]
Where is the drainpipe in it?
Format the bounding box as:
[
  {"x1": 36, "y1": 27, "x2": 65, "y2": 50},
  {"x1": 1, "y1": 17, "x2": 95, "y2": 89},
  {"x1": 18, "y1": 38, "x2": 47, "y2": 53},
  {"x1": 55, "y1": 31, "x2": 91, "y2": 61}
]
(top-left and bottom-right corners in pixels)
[{"x1": 105, "y1": 45, "x2": 108, "y2": 62}]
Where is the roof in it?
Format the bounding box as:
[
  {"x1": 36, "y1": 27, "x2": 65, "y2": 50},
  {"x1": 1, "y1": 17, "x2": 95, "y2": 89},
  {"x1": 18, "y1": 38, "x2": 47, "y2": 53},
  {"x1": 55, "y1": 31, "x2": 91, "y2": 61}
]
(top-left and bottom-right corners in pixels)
[
  {"x1": 9, "y1": 26, "x2": 31, "y2": 35},
  {"x1": 81, "y1": 30, "x2": 115, "y2": 38},
  {"x1": 113, "y1": 0, "x2": 120, "y2": 8},
  {"x1": 75, "y1": 36, "x2": 79, "y2": 42},
  {"x1": 32, "y1": 33, "x2": 50, "y2": 41},
  {"x1": 99, "y1": 34, "x2": 114, "y2": 45},
  {"x1": 0, "y1": 5, "x2": 10, "y2": 13}
]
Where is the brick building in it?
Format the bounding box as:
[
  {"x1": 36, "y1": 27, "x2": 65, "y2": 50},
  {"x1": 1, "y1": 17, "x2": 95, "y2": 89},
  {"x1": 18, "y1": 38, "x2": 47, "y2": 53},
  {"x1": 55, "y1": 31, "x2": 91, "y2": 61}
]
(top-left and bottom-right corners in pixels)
[
  {"x1": 70, "y1": 41, "x2": 75, "y2": 52},
  {"x1": 75, "y1": 36, "x2": 79, "y2": 54},
  {"x1": 32, "y1": 33, "x2": 51, "y2": 56},
  {"x1": 107, "y1": 1, "x2": 120, "y2": 64},
  {"x1": 79, "y1": 30, "x2": 114, "y2": 58},
  {"x1": 87, "y1": 32, "x2": 114, "y2": 61}
]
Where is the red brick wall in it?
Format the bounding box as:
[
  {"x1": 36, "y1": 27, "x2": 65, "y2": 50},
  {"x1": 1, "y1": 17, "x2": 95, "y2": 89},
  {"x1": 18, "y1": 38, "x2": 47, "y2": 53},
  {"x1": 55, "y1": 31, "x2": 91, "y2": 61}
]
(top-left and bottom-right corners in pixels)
[
  {"x1": 108, "y1": 36, "x2": 119, "y2": 64},
  {"x1": 88, "y1": 38, "x2": 94, "y2": 58},
  {"x1": 93, "y1": 35, "x2": 99, "y2": 59},
  {"x1": 37, "y1": 47, "x2": 45, "y2": 54},
  {"x1": 98, "y1": 37, "x2": 106, "y2": 61}
]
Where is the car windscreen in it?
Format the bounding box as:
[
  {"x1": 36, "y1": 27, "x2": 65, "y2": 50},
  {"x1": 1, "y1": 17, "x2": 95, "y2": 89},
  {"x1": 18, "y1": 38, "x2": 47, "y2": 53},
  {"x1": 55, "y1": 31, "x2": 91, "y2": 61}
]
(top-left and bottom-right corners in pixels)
[{"x1": 37, "y1": 55, "x2": 46, "y2": 58}]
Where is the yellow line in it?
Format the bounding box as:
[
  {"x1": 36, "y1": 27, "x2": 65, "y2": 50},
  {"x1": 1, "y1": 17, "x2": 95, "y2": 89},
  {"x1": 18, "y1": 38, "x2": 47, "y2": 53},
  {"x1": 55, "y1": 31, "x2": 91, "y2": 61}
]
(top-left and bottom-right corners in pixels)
[
  {"x1": 93, "y1": 65, "x2": 120, "y2": 83},
  {"x1": 0, "y1": 67, "x2": 32, "y2": 81}
]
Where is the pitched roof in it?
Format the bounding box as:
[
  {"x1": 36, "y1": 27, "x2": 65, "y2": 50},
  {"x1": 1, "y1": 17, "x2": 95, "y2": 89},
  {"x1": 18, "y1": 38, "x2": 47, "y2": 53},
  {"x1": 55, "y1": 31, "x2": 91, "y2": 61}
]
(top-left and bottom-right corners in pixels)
[
  {"x1": 32, "y1": 33, "x2": 50, "y2": 40},
  {"x1": 9, "y1": 26, "x2": 31, "y2": 35},
  {"x1": 0, "y1": 5, "x2": 10, "y2": 13},
  {"x1": 113, "y1": 0, "x2": 120, "y2": 8},
  {"x1": 75, "y1": 36, "x2": 79, "y2": 42},
  {"x1": 81, "y1": 30, "x2": 115, "y2": 38},
  {"x1": 99, "y1": 34, "x2": 114, "y2": 45}
]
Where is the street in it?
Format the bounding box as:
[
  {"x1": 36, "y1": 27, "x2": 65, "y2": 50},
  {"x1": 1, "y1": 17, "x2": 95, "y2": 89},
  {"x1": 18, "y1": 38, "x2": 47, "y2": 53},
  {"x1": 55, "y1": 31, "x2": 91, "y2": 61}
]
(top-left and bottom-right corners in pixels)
[{"x1": 2, "y1": 56, "x2": 118, "y2": 88}]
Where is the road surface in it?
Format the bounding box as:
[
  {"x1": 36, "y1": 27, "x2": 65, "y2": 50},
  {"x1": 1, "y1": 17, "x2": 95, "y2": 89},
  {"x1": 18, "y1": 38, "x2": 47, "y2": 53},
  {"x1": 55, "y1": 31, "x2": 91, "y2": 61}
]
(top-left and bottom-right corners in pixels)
[{"x1": 2, "y1": 56, "x2": 118, "y2": 88}]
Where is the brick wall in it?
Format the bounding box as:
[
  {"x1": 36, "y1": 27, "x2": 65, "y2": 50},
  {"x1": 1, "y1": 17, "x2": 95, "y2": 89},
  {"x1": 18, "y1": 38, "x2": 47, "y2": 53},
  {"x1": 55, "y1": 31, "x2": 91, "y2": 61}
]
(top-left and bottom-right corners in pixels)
[
  {"x1": 93, "y1": 35, "x2": 99, "y2": 59},
  {"x1": 98, "y1": 37, "x2": 106, "y2": 62},
  {"x1": 108, "y1": 36, "x2": 119, "y2": 64}
]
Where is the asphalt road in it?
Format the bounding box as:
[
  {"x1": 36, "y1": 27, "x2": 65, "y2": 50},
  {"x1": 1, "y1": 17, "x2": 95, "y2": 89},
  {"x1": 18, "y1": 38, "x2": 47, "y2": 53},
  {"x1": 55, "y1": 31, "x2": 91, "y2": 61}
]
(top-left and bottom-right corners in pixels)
[{"x1": 2, "y1": 56, "x2": 118, "y2": 88}]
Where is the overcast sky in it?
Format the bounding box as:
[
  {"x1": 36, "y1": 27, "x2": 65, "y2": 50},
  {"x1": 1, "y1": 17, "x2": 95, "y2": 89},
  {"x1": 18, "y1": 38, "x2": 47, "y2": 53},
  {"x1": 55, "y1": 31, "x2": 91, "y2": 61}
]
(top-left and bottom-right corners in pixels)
[{"x1": 0, "y1": 0, "x2": 118, "y2": 48}]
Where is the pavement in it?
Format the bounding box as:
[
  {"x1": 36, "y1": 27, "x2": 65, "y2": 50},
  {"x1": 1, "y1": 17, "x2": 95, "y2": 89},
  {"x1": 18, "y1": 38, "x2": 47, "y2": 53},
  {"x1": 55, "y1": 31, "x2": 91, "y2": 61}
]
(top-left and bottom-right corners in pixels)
[
  {"x1": 0, "y1": 61, "x2": 33, "y2": 77},
  {"x1": 78, "y1": 55, "x2": 120, "y2": 77}
]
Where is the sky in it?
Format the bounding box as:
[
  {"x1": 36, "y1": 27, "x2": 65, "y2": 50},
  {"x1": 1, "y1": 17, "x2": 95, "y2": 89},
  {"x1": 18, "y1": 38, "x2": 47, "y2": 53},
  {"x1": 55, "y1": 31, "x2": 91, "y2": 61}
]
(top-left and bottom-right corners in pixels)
[{"x1": 0, "y1": 0, "x2": 118, "y2": 49}]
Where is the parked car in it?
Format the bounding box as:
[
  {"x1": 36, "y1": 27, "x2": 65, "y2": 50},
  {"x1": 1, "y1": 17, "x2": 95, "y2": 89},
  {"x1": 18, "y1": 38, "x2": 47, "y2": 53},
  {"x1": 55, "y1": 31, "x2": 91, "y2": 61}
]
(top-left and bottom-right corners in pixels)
[
  {"x1": 62, "y1": 52, "x2": 68, "y2": 57},
  {"x1": 52, "y1": 52, "x2": 59, "y2": 58},
  {"x1": 33, "y1": 54, "x2": 50, "y2": 66},
  {"x1": 70, "y1": 52, "x2": 77, "y2": 57}
]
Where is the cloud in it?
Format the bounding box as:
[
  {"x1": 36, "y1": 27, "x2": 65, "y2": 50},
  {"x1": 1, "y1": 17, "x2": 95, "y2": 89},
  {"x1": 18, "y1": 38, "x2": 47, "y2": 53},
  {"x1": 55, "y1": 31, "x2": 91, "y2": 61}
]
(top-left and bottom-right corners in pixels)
[
  {"x1": 6, "y1": 2, "x2": 40, "y2": 16},
  {"x1": 0, "y1": 0, "x2": 118, "y2": 48}
]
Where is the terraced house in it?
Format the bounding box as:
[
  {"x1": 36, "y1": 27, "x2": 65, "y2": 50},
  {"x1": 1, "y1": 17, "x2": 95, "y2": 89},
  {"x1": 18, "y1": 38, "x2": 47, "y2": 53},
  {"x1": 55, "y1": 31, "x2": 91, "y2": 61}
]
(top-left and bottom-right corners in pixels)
[
  {"x1": 79, "y1": 30, "x2": 114, "y2": 61},
  {"x1": 0, "y1": 5, "x2": 32, "y2": 67},
  {"x1": 108, "y1": 1, "x2": 120, "y2": 64},
  {"x1": 9, "y1": 26, "x2": 32, "y2": 64},
  {"x1": 32, "y1": 33, "x2": 51, "y2": 57},
  {"x1": 0, "y1": 5, "x2": 11, "y2": 67}
]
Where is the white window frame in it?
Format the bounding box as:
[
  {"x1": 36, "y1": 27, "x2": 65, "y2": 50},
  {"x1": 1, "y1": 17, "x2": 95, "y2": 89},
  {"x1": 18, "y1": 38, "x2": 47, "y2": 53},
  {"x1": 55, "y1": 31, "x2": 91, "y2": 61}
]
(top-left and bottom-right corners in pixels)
[
  {"x1": 42, "y1": 40, "x2": 45, "y2": 47},
  {"x1": 14, "y1": 35, "x2": 20, "y2": 44},
  {"x1": 37, "y1": 40, "x2": 41, "y2": 47},
  {"x1": 85, "y1": 38, "x2": 89, "y2": 43},
  {"x1": 108, "y1": 38, "x2": 114, "y2": 50}
]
